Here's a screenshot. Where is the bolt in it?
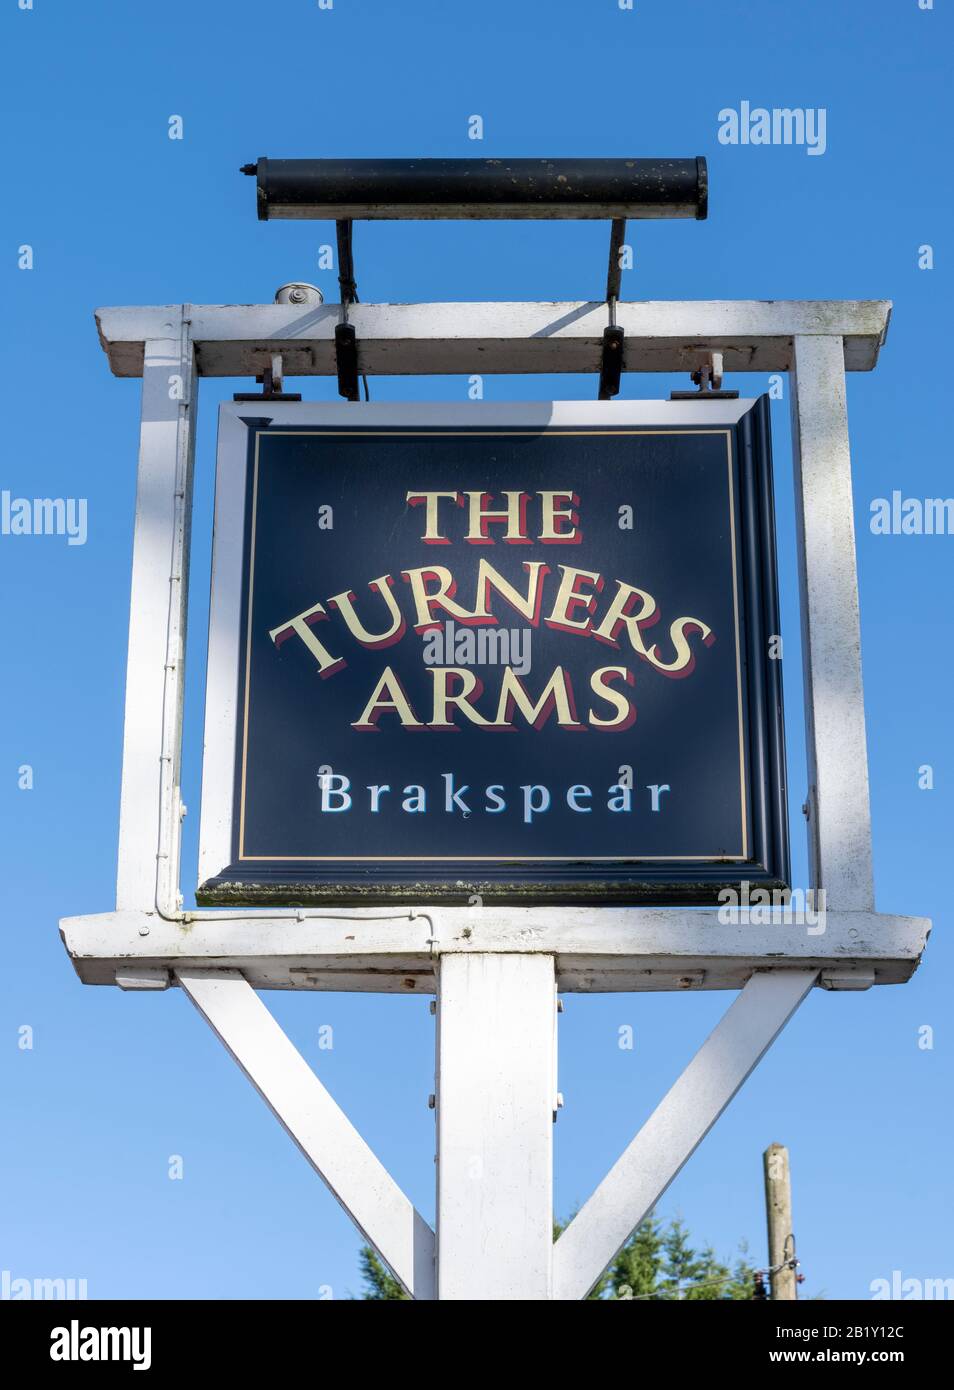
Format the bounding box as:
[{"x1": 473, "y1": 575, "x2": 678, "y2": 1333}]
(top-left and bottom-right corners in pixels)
[
  {"x1": 427, "y1": 1094, "x2": 436, "y2": 1110},
  {"x1": 274, "y1": 282, "x2": 324, "y2": 307}
]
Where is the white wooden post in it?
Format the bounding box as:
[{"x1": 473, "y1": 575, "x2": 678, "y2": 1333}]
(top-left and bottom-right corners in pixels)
[
  {"x1": 436, "y1": 954, "x2": 556, "y2": 1300},
  {"x1": 116, "y1": 309, "x2": 196, "y2": 915},
  {"x1": 790, "y1": 335, "x2": 874, "y2": 908}
]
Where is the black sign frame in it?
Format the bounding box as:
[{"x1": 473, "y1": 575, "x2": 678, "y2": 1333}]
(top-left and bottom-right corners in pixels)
[{"x1": 197, "y1": 400, "x2": 789, "y2": 907}]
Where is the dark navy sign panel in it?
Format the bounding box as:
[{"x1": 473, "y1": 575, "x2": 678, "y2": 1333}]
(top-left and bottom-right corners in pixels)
[{"x1": 199, "y1": 401, "x2": 788, "y2": 905}]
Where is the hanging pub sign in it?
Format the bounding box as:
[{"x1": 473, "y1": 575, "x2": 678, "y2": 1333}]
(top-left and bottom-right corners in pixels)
[{"x1": 197, "y1": 400, "x2": 788, "y2": 905}]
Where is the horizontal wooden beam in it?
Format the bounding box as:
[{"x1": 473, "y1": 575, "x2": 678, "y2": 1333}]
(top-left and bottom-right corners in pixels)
[
  {"x1": 95, "y1": 300, "x2": 891, "y2": 379},
  {"x1": 60, "y1": 906, "x2": 929, "y2": 993}
]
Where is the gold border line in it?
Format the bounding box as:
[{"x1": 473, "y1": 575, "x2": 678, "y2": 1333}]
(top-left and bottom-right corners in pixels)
[
  {"x1": 238, "y1": 428, "x2": 747, "y2": 863},
  {"x1": 726, "y1": 432, "x2": 748, "y2": 859},
  {"x1": 237, "y1": 430, "x2": 261, "y2": 860}
]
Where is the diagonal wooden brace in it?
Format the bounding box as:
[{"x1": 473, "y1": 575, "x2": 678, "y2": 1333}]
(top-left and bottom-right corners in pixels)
[
  {"x1": 176, "y1": 968, "x2": 435, "y2": 1299},
  {"x1": 552, "y1": 969, "x2": 817, "y2": 1300}
]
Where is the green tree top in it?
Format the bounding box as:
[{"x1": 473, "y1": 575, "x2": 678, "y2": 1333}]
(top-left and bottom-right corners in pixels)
[{"x1": 357, "y1": 1212, "x2": 756, "y2": 1300}]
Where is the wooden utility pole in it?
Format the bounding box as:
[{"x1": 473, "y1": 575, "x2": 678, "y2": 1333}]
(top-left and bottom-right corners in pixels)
[{"x1": 763, "y1": 1143, "x2": 797, "y2": 1299}]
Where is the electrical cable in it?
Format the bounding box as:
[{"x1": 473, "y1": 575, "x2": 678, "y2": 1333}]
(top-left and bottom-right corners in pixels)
[{"x1": 620, "y1": 1256, "x2": 799, "y2": 1301}]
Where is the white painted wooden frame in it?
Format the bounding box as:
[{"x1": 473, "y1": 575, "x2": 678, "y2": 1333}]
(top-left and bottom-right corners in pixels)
[
  {"x1": 95, "y1": 301, "x2": 891, "y2": 378},
  {"x1": 72, "y1": 300, "x2": 927, "y2": 987},
  {"x1": 61, "y1": 298, "x2": 929, "y2": 1300},
  {"x1": 115, "y1": 307, "x2": 196, "y2": 918}
]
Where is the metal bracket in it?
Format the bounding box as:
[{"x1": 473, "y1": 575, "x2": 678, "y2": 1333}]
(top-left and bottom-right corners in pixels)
[
  {"x1": 335, "y1": 323, "x2": 360, "y2": 402},
  {"x1": 335, "y1": 219, "x2": 363, "y2": 402},
  {"x1": 670, "y1": 350, "x2": 740, "y2": 400},
  {"x1": 598, "y1": 321, "x2": 625, "y2": 400},
  {"x1": 233, "y1": 352, "x2": 302, "y2": 403},
  {"x1": 597, "y1": 218, "x2": 626, "y2": 400}
]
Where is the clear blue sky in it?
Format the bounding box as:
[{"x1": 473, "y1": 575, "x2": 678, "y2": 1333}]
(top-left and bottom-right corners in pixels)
[{"x1": 1, "y1": 0, "x2": 950, "y2": 1300}]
